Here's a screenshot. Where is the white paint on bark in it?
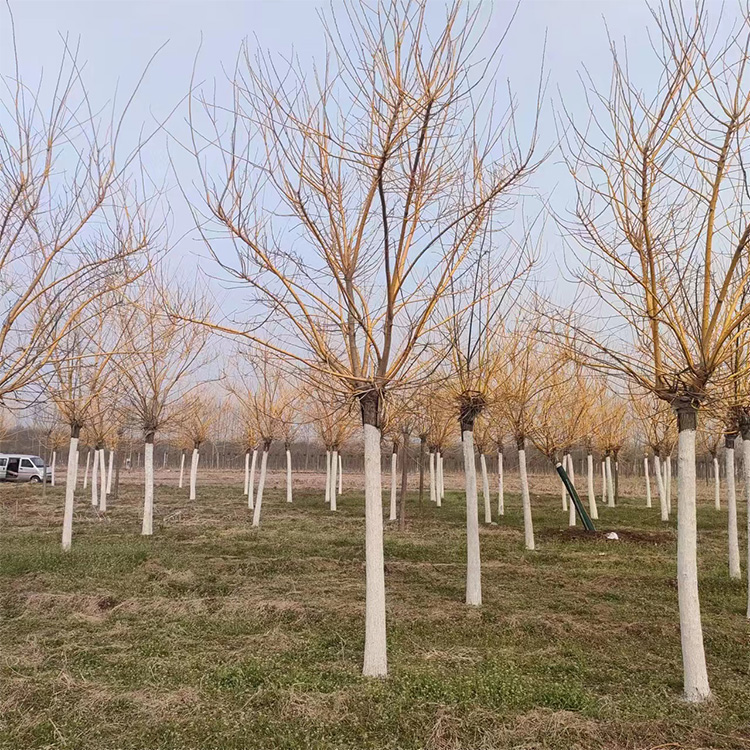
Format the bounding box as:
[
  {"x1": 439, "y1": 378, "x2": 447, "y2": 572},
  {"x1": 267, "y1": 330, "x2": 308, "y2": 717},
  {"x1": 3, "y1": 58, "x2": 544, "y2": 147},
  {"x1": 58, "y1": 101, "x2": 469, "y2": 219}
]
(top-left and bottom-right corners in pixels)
[
  {"x1": 189, "y1": 448, "x2": 199, "y2": 501},
  {"x1": 389, "y1": 450, "x2": 397, "y2": 521},
  {"x1": 61, "y1": 436, "x2": 79, "y2": 551},
  {"x1": 248, "y1": 449, "x2": 257, "y2": 510},
  {"x1": 252, "y1": 449, "x2": 269, "y2": 527},
  {"x1": 106, "y1": 450, "x2": 114, "y2": 496},
  {"x1": 561, "y1": 452, "x2": 568, "y2": 511},
  {"x1": 480, "y1": 453, "x2": 491, "y2": 525},
  {"x1": 587, "y1": 454, "x2": 598, "y2": 520},
  {"x1": 91, "y1": 449, "x2": 99, "y2": 507},
  {"x1": 567, "y1": 455, "x2": 576, "y2": 527},
  {"x1": 286, "y1": 449, "x2": 293, "y2": 503},
  {"x1": 605, "y1": 455, "x2": 614, "y2": 508},
  {"x1": 743, "y1": 438, "x2": 750, "y2": 619},
  {"x1": 325, "y1": 450, "x2": 331, "y2": 505},
  {"x1": 726, "y1": 445, "x2": 740, "y2": 579},
  {"x1": 519, "y1": 447, "x2": 535, "y2": 551},
  {"x1": 50, "y1": 451, "x2": 57, "y2": 487},
  {"x1": 676, "y1": 425, "x2": 711, "y2": 702},
  {"x1": 463, "y1": 430, "x2": 482, "y2": 606},
  {"x1": 430, "y1": 451, "x2": 438, "y2": 503},
  {"x1": 437, "y1": 452, "x2": 443, "y2": 507},
  {"x1": 362, "y1": 422, "x2": 387, "y2": 677},
  {"x1": 83, "y1": 451, "x2": 90, "y2": 489},
  {"x1": 98, "y1": 450, "x2": 107, "y2": 512},
  {"x1": 142, "y1": 441, "x2": 154, "y2": 536},
  {"x1": 179, "y1": 452, "x2": 185, "y2": 489},
  {"x1": 644, "y1": 456, "x2": 652, "y2": 508},
  {"x1": 666, "y1": 457, "x2": 672, "y2": 514},
  {"x1": 243, "y1": 451, "x2": 250, "y2": 495},
  {"x1": 338, "y1": 453, "x2": 343, "y2": 494},
  {"x1": 497, "y1": 451, "x2": 504, "y2": 516},
  {"x1": 330, "y1": 449, "x2": 338, "y2": 511},
  {"x1": 713, "y1": 456, "x2": 720, "y2": 510}
]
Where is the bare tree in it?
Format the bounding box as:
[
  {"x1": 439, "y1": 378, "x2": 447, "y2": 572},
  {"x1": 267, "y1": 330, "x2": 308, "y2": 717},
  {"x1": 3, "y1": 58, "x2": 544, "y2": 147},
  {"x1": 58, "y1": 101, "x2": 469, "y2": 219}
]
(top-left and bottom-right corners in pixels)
[
  {"x1": 184, "y1": 0, "x2": 541, "y2": 677},
  {"x1": 559, "y1": 2, "x2": 750, "y2": 700}
]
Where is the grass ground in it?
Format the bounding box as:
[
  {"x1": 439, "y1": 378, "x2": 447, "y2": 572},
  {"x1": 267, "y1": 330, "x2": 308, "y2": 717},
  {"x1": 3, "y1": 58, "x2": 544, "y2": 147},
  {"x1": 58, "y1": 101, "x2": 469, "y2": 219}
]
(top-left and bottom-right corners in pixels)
[{"x1": 0, "y1": 479, "x2": 748, "y2": 750}]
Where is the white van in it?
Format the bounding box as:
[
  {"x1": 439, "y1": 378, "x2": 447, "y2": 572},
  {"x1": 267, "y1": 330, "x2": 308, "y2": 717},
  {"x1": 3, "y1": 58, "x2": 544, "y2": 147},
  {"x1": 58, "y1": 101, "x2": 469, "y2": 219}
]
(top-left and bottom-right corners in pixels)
[{"x1": 0, "y1": 454, "x2": 48, "y2": 483}]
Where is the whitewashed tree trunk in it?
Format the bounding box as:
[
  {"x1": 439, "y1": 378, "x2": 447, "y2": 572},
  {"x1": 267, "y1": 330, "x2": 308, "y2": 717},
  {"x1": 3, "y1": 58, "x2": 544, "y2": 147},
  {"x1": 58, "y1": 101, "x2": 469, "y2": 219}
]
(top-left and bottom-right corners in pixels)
[
  {"x1": 587, "y1": 453, "x2": 598, "y2": 520},
  {"x1": 462, "y1": 429, "x2": 482, "y2": 606},
  {"x1": 561, "y1": 452, "x2": 568, "y2": 511},
  {"x1": 438, "y1": 451, "x2": 445, "y2": 501},
  {"x1": 142, "y1": 439, "x2": 154, "y2": 536},
  {"x1": 713, "y1": 455, "x2": 720, "y2": 510},
  {"x1": 243, "y1": 450, "x2": 250, "y2": 495},
  {"x1": 389, "y1": 449, "x2": 397, "y2": 521},
  {"x1": 98, "y1": 450, "x2": 107, "y2": 512},
  {"x1": 567, "y1": 454, "x2": 576, "y2": 527},
  {"x1": 429, "y1": 451, "x2": 436, "y2": 503},
  {"x1": 338, "y1": 453, "x2": 343, "y2": 495},
  {"x1": 362, "y1": 421, "x2": 387, "y2": 677},
  {"x1": 480, "y1": 453, "x2": 491, "y2": 524},
  {"x1": 666, "y1": 457, "x2": 672, "y2": 514},
  {"x1": 91, "y1": 448, "x2": 99, "y2": 507},
  {"x1": 325, "y1": 449, "x2": 331, "y2": 505},
  {"x1": 519, "y1": 443, "x2": 535, "y2": 550},
  {"x1": 83, "y1": 451, "x2": 90, "y2": 489},
  {"x1": 726, "y1": 440, "x2": 740, "y2": 579},
  {"x1": 330, "y1": 449, "x2": 338, "y2": 511},
  {"x1": 252, "y1": 448, "x2": 269, "y2": 527},
  {"x1": 189, "y1": 448, "x2": 199, "y2": 500},
  {"x1": 286, "y1": 448, "x2": 293, "y2": 503},
  {"x1": 605, "y1": 455, "x2": 614, "y2": 508},
  {"x1": 742, "y1": 436, "x2": 750, "y2": 618},
  {"x1": 675, "y1": 412, "x2": 711, "y2": 702},
  {"x1": 106, "y1": 450, "x2": 114, "y2": 496},
  {"x1": 178, "y1": 451, "x2": 185, "y2": 489},
  {"x1": 61, "y1": 435, "x2": 79, "y2": 551},
  {"x1": 50, "y1": 450, "x2": 57, "y2": 487},
  {"x1": 655, "y1": 455, "x2": 667, "y2": 520},
  {"x1": 644, "y1": 456, "x2": 652, "y2": 508},
  {"x1": 497, "y1": 450, "x2": 504, "y2": 516},
  {"x1": 600, "y1": 460, "x2": 606, "y2": 506},
  {"x1": 248, "y1": 449, "x2": 257, "y2": 510}
]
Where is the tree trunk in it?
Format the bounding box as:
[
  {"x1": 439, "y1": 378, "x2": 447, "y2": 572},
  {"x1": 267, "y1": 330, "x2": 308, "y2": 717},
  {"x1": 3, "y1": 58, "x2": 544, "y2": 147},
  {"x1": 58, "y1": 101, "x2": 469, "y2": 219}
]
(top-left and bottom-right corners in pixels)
[
  {"x1": 142, "y1": 436, "x2": 154, "y2": 536},
  {"x1": 613, "y1": 450, "x2": 620, "y2": 504},
  {"x1": 519, "y1": 439, "x2": 534, "y2": 550},
  {"x1": 325, "y1": 449, "x2": 331, "y2": 505},
  {"x1": 83, "y1": 451, "x2": 90, "y2": 489},
  {"x1": 666, "y1": 456, "x2": 672, "y2": 514},
  {"x1": 644, "y1": 456, "x2": 652, "y2": 508},
  {"x1": 605, "y1": 454, "x2": 614, "y2": 508},
  {"x1": 113, "y1": 449, "x2": 121, "y2": 500},
  {"x1": 726, "y1": 437, "x2": 740, "y2": 578},
  {"x1": 398, "y1": 434, "x2": 409, "y2": 531},
  {"x1": 179, "y1": 451, "x2": 186, "y2": 489},
  {"x1": 429, "y1": 451, "x2": 436, "y2": 503},
  {"x1": 675, "y1": 407, "x2": 711, "y2": 702},
  {"x1": 248, "y1": 449, "x2": 257, "y2": 510},
  {"x1": 252, "y1": 447, "x2": 269, "y2": 527},
  {"x1": 600, "y1": 460, "x2": 606, "y2": 507},
  {"x1": 462, "y1": 428, "x2": 482, "y2": 606},
  {"x1": 106, "y1": 450, "x2": 114, "y2": 496},
  {"x1": 189, "y1": 447, "x2": 199, "y2": 500},
  {"x1": 91, "y1": 447, "x2": 99, "y2": 507},
  {"x1": 51, "y1": 450, "x2": 57, "y2": 487},
  {"x1": 713, "y1": 455, "x2": 720, "y2": 510},
  {"x1": 330, "y1": 449, "x2": 338, "y2": 511},
  {"x1": 742, "y1": 434, "x2": 750, "y2": 618},
  {"x1": 567, "y1": 454, "x2": 576, "y2": 527},
  {"x1": 244, "y1": 450, "x2": 250, "y2": 495},
  {"x1": 286, "y1": 448, "x2": 293, "y2": 503},
  {"x1": 437, "y1": 451, "x2": 443, "y2": 507},
  {"x1": 389, "y1": 446, "x2": 397, "y2": 521},
  {"x1": 61, "y1": 432, "x2": 79, "y2": 551},
  {"x1": 480, "y1": 453, "x2": 491, "y2": 524},
  {"x1": 561, "y1": 452, "x2": 568, "y2": 511},
  {"x1": 98, "y1": 449, "x2": 107, "y2": 512},
  {"x1": 362, "y1": 419, "x2": 387, "y2": 677},
  {"x1": 338, "y1": 453, "x2": 343, "y2": 495},
  {"x1": 497, "y1": 449, "x2": 504, "y2": 516},
  {"x1": 587, "y1": 453, "x2": 598, "y2": 520},
  {"x1": 418, "y1": 436, "x2": 426, "y2": 505}
]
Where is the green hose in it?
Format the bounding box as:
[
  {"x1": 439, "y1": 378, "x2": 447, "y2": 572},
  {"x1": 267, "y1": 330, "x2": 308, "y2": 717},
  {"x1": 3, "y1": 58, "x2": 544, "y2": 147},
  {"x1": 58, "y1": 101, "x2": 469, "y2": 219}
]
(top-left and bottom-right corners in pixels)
[{"x1": 556, "y1": 462, "x2": 596, "y2": 532}]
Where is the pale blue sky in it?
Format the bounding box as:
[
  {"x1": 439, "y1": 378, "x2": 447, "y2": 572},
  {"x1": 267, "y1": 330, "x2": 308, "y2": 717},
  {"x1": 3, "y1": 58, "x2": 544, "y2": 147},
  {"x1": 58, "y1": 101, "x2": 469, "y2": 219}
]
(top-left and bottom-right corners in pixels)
[{"x1": 1, "y1": 1, "x2": 668, "y2": 308}]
